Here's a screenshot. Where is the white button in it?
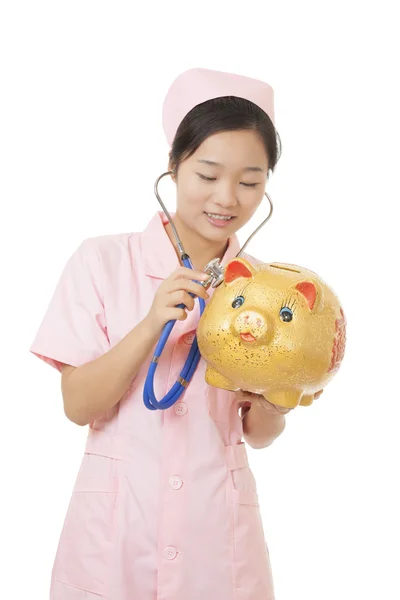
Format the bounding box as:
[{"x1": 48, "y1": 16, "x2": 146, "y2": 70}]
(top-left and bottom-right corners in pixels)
[
  {"x1": 163, "y1": 546, "x2": 177, "y2": 560},
  {"x1": 183, "y1": 331, "x2": 196, "y2": 345},
  {"x1": 174, "y1": 402, "x2": 187, "y2": 416},
  {"x1": 169, "y1": 476, "x2": 183, "y2": 490}
]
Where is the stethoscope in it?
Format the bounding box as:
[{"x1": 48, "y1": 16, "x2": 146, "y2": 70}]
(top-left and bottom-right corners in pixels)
[{"x1": 143, "y1": 170, "x2": 274, "y2": 411}]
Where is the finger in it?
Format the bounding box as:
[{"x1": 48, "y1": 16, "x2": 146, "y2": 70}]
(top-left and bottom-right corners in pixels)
[
  {"x1": 169, "y1": 307, "x2": 188, "y2": 321},
  {"x1": 167, "y1": 279, "x2": 209, "y2": 300},
  {"x1": 259, "y1": 397, "x2": 288, "y2": 412},
  {"x1": 169, "y1": 267, "x2": 209, "y2": 282},
  {"x1": 167, "y1": 290, "x2": 195, "y2": 311},
  {"x1": 270, "y1": 403, "x2": 292, "y2": 414},
  {"x1": 184, "y1": 280, "x2": 210, "y2": 300}
]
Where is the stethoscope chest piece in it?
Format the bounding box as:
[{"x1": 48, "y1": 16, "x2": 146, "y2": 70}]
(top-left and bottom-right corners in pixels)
[{"x1": 202, "y1": 258, "x2": 225, "y2": 289}]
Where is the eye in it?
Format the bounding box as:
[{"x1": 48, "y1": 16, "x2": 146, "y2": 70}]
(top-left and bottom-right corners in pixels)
[
  {"x1": 232, "y1": 295, "x2": 245, "y2": 309},
  {"x1": 197, "y1": 173, "x2": 216, "y2": 182},
  {"x1": 279, "y1": 307, "x2": 293, "y2": 322},
  {"x1": 240, "y1": 182, "x2": 259, "y2": 188}
]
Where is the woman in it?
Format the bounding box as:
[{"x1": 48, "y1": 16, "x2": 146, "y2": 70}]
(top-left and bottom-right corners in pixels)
[{"x1": 30, "y1": 67, "x2": 288, "y2": 600}]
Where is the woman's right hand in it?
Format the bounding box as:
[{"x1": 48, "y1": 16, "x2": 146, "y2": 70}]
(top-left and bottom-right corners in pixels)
[{"x1": 144, "y1": 267, "x2": 210, "y2": 335}]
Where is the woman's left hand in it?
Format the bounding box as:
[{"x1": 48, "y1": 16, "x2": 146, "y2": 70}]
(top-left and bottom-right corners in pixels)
[{"x1": 234, "y1": 389, "x2": 293, "y2": 417}]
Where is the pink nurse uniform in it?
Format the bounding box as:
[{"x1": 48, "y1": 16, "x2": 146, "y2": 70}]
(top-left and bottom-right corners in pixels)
[{"x1": 30, "y1": 211, "x2": 276, "y2": 600}]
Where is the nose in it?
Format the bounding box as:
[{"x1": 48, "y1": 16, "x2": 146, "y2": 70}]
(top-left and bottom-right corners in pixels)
[
  {"x1": 238, "y1": 311, "x2": 267, "y2": 328},
  {"x1": 214, "y1": 183, "x2": 237, "y2": 209}
]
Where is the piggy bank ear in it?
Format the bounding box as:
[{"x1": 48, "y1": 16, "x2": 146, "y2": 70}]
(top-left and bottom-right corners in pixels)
[
  {"x1": 294, "y1": 280, "x2": 323, "y2": 311},
  {"x1": 224, "y1": 258, "x2": 254, "y2": 284}
]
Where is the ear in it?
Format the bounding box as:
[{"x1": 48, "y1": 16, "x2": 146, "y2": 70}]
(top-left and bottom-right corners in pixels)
[
  {"x1": 168, "y1": 154, "x2": 177, "y2": 182},
  {"x1": 294, "y1": 280, "x2": 319, "y2": 311},
  {"x1": 224, "y1": 258, "x2": 254, "y2": 284}
]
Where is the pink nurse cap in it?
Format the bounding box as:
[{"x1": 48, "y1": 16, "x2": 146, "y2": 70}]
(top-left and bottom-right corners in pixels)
[{"x1": 162, "y1": 67, "x2": 275, "y2": 146}]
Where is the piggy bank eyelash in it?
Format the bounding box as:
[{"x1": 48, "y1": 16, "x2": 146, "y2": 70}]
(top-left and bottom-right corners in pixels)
[
  {"x1": 279, "y1": 296, "x2": 297, "y2": 322},
  {"x1": 236, "y1": 282, "x2": 251, "y2": 298},
  {"x1": 238, "y1": 284, "x2": 248, "y2": 297},
  {"x1": 281, "y1": 295, "x2": 297, "y2": 312},
  {"x1": 231, "y1": 283, "x2": 250, "y2": 309}
]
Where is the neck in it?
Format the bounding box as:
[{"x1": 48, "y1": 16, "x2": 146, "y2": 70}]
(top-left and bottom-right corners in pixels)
[{"x1": 165, "y1": 213, "x2": 229, "y2": 272}]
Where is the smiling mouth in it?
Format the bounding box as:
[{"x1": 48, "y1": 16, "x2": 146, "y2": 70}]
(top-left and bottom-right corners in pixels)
[
  {"x1": 204, "y1": 212, "x2": 235, "y2": 220},
  {"x1": 240, "y1": 332, "x2": 256, "y2": 343}
]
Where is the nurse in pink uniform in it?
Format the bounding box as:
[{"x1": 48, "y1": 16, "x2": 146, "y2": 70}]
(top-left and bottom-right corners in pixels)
[{"x1": 30, "y1": 68, "x2": 291, "y2": 600}]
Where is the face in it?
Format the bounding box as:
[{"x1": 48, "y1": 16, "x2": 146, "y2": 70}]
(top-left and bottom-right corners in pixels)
[{"x1": 170, "y1": 129, "x2": 269, "y2": 243}]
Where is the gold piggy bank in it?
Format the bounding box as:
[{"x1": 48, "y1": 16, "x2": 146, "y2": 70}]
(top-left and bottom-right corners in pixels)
[{"x1": 196, "y1": 258, "x2": 346, "y2": 409}]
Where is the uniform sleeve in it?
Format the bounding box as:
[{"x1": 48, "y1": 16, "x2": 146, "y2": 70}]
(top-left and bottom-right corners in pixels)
[{"x1": 29, "y1": 238, "x2": 110, "y2": 372}]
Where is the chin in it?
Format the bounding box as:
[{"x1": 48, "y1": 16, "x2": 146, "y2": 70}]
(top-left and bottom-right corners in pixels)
[{"x1": 200, "y1": 223, "x2": 233, "y2": 243}]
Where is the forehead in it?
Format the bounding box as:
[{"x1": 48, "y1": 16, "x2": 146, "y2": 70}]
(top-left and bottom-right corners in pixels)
[{"x1": 192, "y1": 129, "x2": 268, "y2": 169}]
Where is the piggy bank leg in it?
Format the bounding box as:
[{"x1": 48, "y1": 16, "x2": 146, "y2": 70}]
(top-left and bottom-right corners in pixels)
[
  {"x1": 205, "y1": 366, "x2": 237, "y2": 391},
  {"x1": 300, "y1": 389, "x2": 324, "y2": 406},
  {"x1": 265, "y1": 389, "x2": 302, "y2": 409},
  {"x1": 299, "y1": 394, "x2": 314, "y2": 406}
]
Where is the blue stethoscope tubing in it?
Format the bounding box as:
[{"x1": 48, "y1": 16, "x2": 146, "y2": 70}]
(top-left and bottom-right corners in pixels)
[{"x1": 143, "y1": 254, "x2": 206, "y2": 411}]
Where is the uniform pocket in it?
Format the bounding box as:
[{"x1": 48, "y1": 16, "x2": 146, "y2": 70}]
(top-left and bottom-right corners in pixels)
[
  {"x1": 232, "y1": 489, "x2": 275, "y2": 598},
  {"x1": 52, "y1": 454, "x2": 118, "y2": 596},
  {"x1": 232, "y1": 487, "x2": 260, "y2": 506},
  {"x1": 228, "y1": 447, "x2": 275, "y2": 599}
]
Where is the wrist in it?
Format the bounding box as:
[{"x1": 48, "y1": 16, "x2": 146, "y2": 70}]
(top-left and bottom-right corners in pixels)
[{"x1": 140, "y1": 315, "x2": 163, "y2": 342}]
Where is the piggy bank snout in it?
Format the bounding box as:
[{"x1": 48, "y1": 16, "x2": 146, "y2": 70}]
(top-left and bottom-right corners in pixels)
[{"x1": 232, "y1": 309, "x2": 269, "y2": 341}]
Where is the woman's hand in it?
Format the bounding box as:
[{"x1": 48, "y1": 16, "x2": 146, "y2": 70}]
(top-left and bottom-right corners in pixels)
[
  {"x1": 144, "y1": 266, "x2": 210, "y2": 335},
  {"x1": 235, "y1": 390, "x2": 292, "y2": 448},
  {"x1": 235, "y1": 390, "x2": 293, "y2": 419}
]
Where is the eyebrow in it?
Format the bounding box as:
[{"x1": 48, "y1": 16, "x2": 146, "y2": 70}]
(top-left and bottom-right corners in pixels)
[{"x1": 197, "y1": 159, "x2": 264, "y2": 173}]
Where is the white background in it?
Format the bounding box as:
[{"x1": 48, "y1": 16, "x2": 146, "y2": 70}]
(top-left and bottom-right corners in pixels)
[{"x1": 1, "y1": 1, "x2": 399, "y2": 599}]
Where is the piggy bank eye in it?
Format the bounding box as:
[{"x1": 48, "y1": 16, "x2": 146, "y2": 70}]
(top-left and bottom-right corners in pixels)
[
  {"x1": 280, "y1": 307, "x2": 293, "y2": 322},
  {"x1": 232, "y1": 295, "x2": 245, "y2": 309}
]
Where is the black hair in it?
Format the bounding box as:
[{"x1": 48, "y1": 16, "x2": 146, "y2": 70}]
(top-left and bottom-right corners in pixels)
[{"x1": 169, "y1": 96, "x2": 282, "y2": 175}]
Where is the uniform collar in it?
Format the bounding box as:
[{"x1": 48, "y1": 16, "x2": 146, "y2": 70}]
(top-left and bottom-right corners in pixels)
[{"x1": 141, "y1": 211, "x2": 241, "y2": 279}]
